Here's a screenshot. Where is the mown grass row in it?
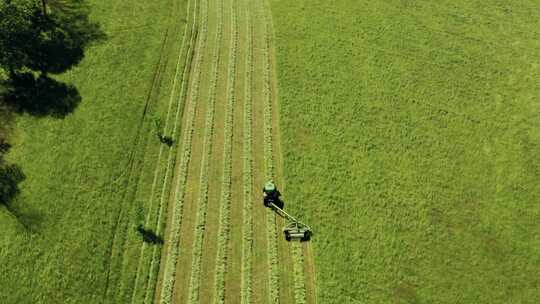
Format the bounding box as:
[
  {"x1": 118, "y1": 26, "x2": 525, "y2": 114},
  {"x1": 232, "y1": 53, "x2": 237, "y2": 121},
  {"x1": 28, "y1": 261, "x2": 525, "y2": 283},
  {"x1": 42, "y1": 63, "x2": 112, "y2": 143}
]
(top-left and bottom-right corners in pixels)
[
  {"x1": 186, "y1": 0, "x2": 224, "y2": 302},
  {"x1": 142, "y1": 1, "x2": 203, "y2": 302},
  {"x1": 213, "y1": 0, "x2": 238, "y2": 302},
  {"x1": 257, "y1": 0, "x2": 280, "y2": 302},
  {"x1": 159, "y1": 0, "x2": 209, "y2": 302},
  {"x1": 129, "y1": 0, "x2": 200, "y2": 302},
  {"x1": 241, "y1": 1, "x2": 254, "y2": 303},
  {"x1": 292, "y1": 243, "x2": 307, "y2": 304}
]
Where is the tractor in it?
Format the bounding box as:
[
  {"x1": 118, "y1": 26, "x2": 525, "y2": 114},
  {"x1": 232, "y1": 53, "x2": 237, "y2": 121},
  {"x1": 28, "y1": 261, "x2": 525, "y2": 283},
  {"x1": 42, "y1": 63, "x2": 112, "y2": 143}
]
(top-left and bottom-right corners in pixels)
[{"x1": 263, "y1": 181, "x2": 312, "y2": 242}]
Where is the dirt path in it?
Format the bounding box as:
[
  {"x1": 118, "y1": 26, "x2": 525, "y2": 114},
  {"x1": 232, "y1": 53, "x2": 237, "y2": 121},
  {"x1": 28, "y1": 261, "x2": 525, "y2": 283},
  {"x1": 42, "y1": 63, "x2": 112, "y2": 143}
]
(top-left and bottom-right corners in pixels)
[{"x1": 153, "y1": 0, "x2": 318, "y2": 303}]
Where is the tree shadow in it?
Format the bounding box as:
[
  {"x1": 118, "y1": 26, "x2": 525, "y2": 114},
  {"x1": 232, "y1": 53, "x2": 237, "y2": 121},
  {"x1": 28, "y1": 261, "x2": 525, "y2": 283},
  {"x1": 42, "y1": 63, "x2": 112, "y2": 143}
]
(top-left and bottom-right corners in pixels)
[
  {"x1": 2, "y1": 73, "x2": 81, "y2": 118},
  {"x1": 136, "y1": 225, "x2": 164, "y2": 245},
  {"x1": 28, "y1": 1, "x2": 106, "y2": 74},
  {"x1": 0, "y1": 161, "x2": 25, "y2": 224},
  {"x1": 0, "y1": 0, "x2": 105, "y2": 118},
  {"x1": 0, "y1": 163, "x2": 25, "y2": 204},
  {"x1": 7, "y1": 205, "x2": 45, "y2": 234}
]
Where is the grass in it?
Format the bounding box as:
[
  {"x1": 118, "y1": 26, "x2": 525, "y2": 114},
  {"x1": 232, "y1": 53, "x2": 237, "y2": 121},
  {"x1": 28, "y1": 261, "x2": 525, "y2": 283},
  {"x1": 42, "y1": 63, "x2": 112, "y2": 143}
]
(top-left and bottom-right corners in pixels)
[
  {"x1": 212, "y1": 0, "x2": 237, "y2": 301},
  {"x1": 186, "y1": 0, "x2": 223, "y2": 300},
  {"x1": 292, "y1": 242, "x2": 307, "y2": 304},
  {"x1": 158, "y1": 0, "x2": 208, "y2": 302},
  {"x1": 0, "y1": 0, "x2": 189, "y2": 303},
  {"x1": 257, "y1": 0, "x2": 281, "y2": 301},
  {"x1": 129, "y1": 0, "x2": 198, "y2": 303},
  {"x1": 241, "y1": 2, "x2": 254, "y2": 302},
  {"x1": 271, "y1": 0, "x2": 540, "y2": 303}
]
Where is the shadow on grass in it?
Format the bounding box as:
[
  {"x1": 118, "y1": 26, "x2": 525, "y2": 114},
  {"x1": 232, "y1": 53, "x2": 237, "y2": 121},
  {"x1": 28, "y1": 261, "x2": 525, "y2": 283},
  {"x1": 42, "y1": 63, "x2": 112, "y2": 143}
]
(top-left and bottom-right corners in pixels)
[
  {"x1": 0, "y1": 162, "x2": 30, "y2": 230},
  {"x1": 0, "y1": 0, "x2": 106, "y2": 119},
  {"x1": 137, "y1": 225, "x2": 164, "y2": 245},
  {"x1": 2, "y1": 73, "x2": 81, "y2": 118}
]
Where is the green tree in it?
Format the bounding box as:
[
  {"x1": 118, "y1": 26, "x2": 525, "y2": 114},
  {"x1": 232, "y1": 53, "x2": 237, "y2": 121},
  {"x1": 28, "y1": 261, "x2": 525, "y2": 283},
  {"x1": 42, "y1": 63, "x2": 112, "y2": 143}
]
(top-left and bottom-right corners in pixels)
[
  {"x1": 0, "y1": 0, "x2": 42, "y2": 75},
  {"x1": 0, "y1": 0, "x2": 103, "y2": 76}
]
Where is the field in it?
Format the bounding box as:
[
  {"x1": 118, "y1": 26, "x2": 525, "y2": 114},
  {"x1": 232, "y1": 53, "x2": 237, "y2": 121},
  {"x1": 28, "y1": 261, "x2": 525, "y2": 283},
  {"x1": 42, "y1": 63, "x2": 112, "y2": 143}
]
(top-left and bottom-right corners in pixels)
[
  {"x1": 0, "y1": 0, "x2": 189, "y2": 302},
  {"x1": 1, "y1": 0, "x2": 316, "y2": 303},
  {"x1": 271, "y1": 0, "x2": 540, "y2": 303},
  {"x1": 154, "y1": 0, "x2": 316, "y2": 303},
  {"x1": 2, "y1": 0, "x2": 539, "y2": 303}
]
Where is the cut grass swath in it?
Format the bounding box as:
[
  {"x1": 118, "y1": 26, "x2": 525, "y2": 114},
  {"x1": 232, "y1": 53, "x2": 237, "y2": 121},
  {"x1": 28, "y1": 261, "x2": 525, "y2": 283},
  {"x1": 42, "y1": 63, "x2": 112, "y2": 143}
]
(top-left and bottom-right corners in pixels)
[
  {"x1": 292, "y1": 242, "x2": 307, "y2": 304},
  {"x1": 258, "y1": 0, "x2": 280, "y2": 302},
  {"x1": 241, "y1": 1, "x2": 254, "y2": 303},
  {"x1": 159, "y1": 0, "x2": 209, "y2": 301},
  {"x1": 213, "y1": 0, "x2": 238, "y2": 302},
  {"x1": 142, "y1": 1, "x2": 203, "y2": 302},
  {"x1": 187, "y1": 0, "x2": 224, "y2": 302},
  {"x1": 262, "y1": 0, "x2": 311, "y2": 301},
  {"x1": 129, "y1": 0, "x2": 198, "y2": 302}
]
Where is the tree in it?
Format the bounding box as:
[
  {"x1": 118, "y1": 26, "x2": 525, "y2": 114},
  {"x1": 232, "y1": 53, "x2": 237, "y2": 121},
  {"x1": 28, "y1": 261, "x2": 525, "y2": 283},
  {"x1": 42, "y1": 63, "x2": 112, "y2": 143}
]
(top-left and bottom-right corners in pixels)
[
  {"x1": 0, "y1": 0, "x2": 103, "y2": 117},
  {"x1": 0, "y1": 0, "x2": 42, "y2": 75},
  {"x1": 0, "y1": 0, "x2": 104, "y2": 76}
]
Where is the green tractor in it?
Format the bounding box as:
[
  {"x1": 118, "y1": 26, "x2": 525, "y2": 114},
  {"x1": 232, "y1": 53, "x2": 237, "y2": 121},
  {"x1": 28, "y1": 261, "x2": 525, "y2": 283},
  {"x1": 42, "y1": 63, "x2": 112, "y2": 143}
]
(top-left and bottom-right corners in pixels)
[{"x1": 263, "y1": 181, "x2": 312, "y2": 242}]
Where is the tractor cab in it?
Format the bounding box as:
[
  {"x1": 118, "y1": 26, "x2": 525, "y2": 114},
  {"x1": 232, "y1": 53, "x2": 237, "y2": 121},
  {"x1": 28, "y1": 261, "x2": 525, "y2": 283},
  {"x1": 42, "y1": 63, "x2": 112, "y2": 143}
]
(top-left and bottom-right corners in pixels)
[{"x1": 263, "y1": 181, "x2": 281, "y2": 207}]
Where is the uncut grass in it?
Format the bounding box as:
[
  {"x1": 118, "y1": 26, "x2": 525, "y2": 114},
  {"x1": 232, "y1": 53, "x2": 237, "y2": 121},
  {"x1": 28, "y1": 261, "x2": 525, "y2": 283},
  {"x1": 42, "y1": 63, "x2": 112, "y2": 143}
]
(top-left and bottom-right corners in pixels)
[
  {"x1": 111, "y1": 1, "x2": 191, "y2": 302},
  {"x1": 271, "y1": 0, "x2": 540, "y2": 303},
  {"x1": 0, "y1": 0, "x2": 188, "y2": 303}
]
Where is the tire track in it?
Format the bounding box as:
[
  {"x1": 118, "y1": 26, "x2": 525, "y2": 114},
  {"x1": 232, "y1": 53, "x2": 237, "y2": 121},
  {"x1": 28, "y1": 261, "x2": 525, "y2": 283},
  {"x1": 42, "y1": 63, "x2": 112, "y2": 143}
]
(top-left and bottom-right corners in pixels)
[
  {"x1": 157, "y1": 0, "x2": 209, "y2": 301},
  {"x1": 129, "y1": 0, "x2": 198, "y2": 302},
  {"x1": 102, "y1": 0, "x2": 176, "y2": 300},
  {"x1": 143, "y1": 1, "x2": 202, "y2": 302}
]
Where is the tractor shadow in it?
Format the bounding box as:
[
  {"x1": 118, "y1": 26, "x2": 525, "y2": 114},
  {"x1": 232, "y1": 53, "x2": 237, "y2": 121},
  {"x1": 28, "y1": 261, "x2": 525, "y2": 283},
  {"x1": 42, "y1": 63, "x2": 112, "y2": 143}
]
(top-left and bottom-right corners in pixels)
[{"x1": 137, "y1": 225, "x2": 164, "y2": 245}]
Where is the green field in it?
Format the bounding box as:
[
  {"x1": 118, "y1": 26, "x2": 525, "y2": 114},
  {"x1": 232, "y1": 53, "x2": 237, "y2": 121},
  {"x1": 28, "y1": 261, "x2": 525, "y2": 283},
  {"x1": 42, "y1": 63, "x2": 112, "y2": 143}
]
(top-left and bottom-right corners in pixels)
[
  {"x1": 2, "y1": 0, "x2": 540, "y2": 303},
  {"x1": 271, "y1": 0, "x2": 540, "y2": 303},
  {"x1": 0, "y1": 0, "x2": 187, "y2": 302}
]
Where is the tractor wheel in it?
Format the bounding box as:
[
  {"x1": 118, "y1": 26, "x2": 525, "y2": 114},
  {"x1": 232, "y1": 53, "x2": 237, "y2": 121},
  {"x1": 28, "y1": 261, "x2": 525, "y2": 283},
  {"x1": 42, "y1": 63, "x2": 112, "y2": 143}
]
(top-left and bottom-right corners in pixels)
[{"x1": 284, "y1": 231, "x2": 291, "y2": 242}]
